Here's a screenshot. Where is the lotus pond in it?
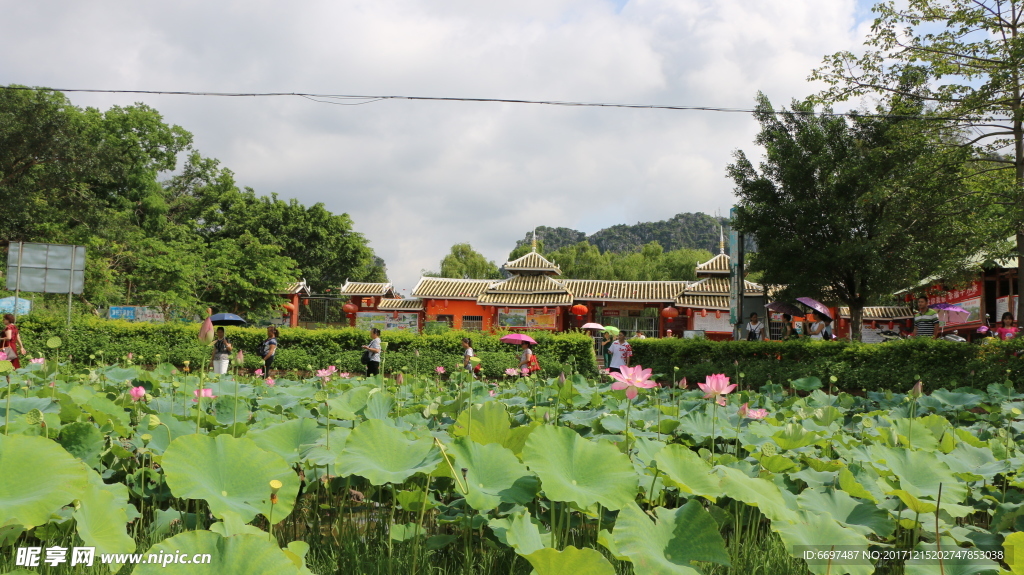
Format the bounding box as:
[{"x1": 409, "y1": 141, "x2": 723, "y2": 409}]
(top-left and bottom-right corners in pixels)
[{"x1": 1, "y1": 358, "x2": 1023, "y2": 575}]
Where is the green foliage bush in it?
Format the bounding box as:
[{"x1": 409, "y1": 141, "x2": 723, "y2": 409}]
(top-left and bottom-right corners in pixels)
[
  {"x1": 630, "y1": 337, "x2": 1024, "y2": 392},
  {"x1": 18, "y1": 317, "x2": 598, "y2": 378}
]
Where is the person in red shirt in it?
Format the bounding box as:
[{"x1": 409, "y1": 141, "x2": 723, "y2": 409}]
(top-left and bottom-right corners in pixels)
[{"x1": 993, "y1": 312, "x2": 1019, "y2": 340}]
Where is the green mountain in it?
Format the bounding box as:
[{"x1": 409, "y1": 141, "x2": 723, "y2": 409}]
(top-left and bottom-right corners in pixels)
[{"x1": 515, "y1": 213, "x2": 730, "y2": 254}]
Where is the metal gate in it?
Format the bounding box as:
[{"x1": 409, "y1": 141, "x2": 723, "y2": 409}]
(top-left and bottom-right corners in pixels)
[
  {"x1": 599, "y1": 315, "x2": 659, "y2": 338},
  {"x1": 298, "y1": 296, "x2": 349, "y2": 327}
]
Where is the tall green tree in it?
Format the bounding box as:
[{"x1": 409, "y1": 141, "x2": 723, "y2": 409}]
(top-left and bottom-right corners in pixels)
[
  {"x1": 431, "y1": 244, "x2": 502, "y2": 279},
  {"x1": 729, "y1": 94, "x2": 984, "y2": 340},
  {"x1": 812, "y1": 0, "x2": 1024, "y2": 320}
]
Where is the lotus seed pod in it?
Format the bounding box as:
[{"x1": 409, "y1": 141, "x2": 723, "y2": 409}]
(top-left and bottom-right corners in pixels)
[{"x1": 147, "y1": 414, "x2": 162, "y2": 427}]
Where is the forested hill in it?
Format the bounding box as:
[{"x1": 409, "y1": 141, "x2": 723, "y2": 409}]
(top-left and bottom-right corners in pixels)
[{"x1": 515, "y1": 212, "x2": 729, "y2": 254}]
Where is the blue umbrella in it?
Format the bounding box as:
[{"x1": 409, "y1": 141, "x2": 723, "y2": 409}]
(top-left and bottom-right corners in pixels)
[{"x1": 209, "y1": 313, "x2": 247, "y2": 326}]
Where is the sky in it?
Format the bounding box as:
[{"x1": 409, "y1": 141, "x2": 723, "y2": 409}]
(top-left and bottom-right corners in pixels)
[{"x1": 1, "y1": 0, "x2": 875, "y2": 291}]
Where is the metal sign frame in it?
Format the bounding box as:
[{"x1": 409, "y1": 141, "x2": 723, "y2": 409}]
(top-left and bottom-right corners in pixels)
[{"x1": 6, "y1": 242, "x2": 87, "y2": 325}]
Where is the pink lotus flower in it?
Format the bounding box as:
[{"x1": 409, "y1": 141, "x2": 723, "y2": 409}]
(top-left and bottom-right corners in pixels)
[
  {"x1": 609, "y1": 365, "x2": 657, "y2": 400},
  {"x1": 435, "y1": 366, "x2": 446, "y2": 374},
  {"x1": 327, "y1": 365, "x2": 337, "y2": 373},
  {"x1": 716, "y1": 395, "x2": 727, "y2": 407},
  {"x1": 236, "y1": 350, "x2": 244, "y2": 364},
  {"x1": 489, "y1": 389, "x2": 496, "y2": 397},
  {"x1": 192, "y1": 388, "x2": 216, "y2": 402},
  {"x1": 521, "y1": 366, "x2": 530, "y2": 375},
  {"x1": 698, "y1": 374, "x2": 736, "y2": 400},
  {"x1": 505, "y1": 368, "x2": 518, "y2": 376},
  {"x1": 316, "y1": 368, "x2": 333, "y2": 381},
  {"x1": 255, "y1": 368, "x2": 264, "y2": 376},
  {"x1": 678, "y1": 377, "x2": 687, "y2": 389},
  {"x1": 30, "y1": 358, "x2": 44, "y2": 365},
  {"x1": 198, "y1": 317, "x2": 215, "y2": 345},
  {"x1": 747, "y1": 407, "x2": 768, "y2": 420},
  {"x1": 129, "y1": 386, "x2": 146, "y2": 402},
  {"x1": 338, "y1": 372, "x2": 350, "y2": 378},
  {"x1": 265, "y1": 377, "x2": 275, "y2": 387}
]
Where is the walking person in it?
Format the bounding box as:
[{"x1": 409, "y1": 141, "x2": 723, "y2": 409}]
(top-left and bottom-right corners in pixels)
[
  {"x1": 260, "y1": 326, "x2": 279, "y2": 373},
  {"x1": 211, "y1": 327, "x2": 233, "y2": 374},
  {"x1": 911, "y1": 297, "x2": 940, "y2": 339},
  {"x1": 607, "y1": 332, "x2": 632, "y2": 374},
  {"x1": 780, "y1": 313, "x2": 797, "y2": 340},
  {"x1": 1, "y1": 314, "x2": 26, "y2": 369},
  {"x1": 994, "y1": 312, "x2": 1019, "y2": 340},
  {"x1": 806, "y1": 312, "x2": 826, "y2": 340},
  {"x1": 461, "y1": 337, "x2": 477, "y2": 378},
  {"x1": 518, "y1": 341, "x2": 537, "y2": 375},
  {"x1": 601, "y1": 331, "x2": 614, "y2": 369},
  {"x1": 745, "y1": 312, "x2": 765, "y2": 341},
  {"x1": 362, "y1": 327, "x2": 382, "y2": 376}
]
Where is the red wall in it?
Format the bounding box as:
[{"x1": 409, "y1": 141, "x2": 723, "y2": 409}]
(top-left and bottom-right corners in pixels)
[{"x1": 425, "y1": 299, "x2": 494, "y2": 331}]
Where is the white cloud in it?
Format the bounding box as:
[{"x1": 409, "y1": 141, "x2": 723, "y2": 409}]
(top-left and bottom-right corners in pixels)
[{"x1": 1, "y1": 0, "x2": 871, "y2": 289}]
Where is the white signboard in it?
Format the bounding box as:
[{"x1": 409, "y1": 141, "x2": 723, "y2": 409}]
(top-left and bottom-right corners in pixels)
[{"x1": 694, "y1": 313, "x2": 732, "y2": 332}]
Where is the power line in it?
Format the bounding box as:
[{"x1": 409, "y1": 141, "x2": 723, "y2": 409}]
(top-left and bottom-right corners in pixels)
[{"x1": 0, "y1": 84, "x2": 1013, "y2": 122}]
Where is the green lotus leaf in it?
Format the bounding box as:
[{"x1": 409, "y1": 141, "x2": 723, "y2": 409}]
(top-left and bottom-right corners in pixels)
[
  {"x1": 505, "y1": 510, "x2": 552, "y2": 556},
  {"x1": 888, "y1": 418, "x2": 940, "y2": 451},
  {"x1": 74, "y1": 482, "x2": 135, "y2": 572},
  {"x1": 103, "y1": 367, "x2": 138, "y2": 383},
  {"x1": 301, "y1": 428, "x2": 351, "y2": 467},
  {"x1": 523, "y1": 425, "x2": 638, "y2": 511},
  {"x1": 451, "y1": 401, "x2": 528, "y2": 450},
  {"x1": 791, "y1": 377, "x2": 823, "y2": 391},
  {"x1": 364, "y1": 392, "x2": 395, "y2": 421},
  {"x1": 868, "y1": 445, "x2": 968, "y2": 503},
  {"x1": 611, "y1": 501, "x2": 730, "y2": 574},
  {"x1": 903, "y1": 536, "x2": 1000, "y2": 575},
  {"x1": 59, "y1": 421, "x2": 105, "y2": 470},
  {"x1": 654, "y1": 444, "x2": 722, "y2": 501},
  {"x1": 930, "y1": 390, "x2": 983, "y2": 409},
  {"x1": 938, "y1": 443, "x2": 1010, "y2": 481},
  {"x1": 248, "y1": 418, "x2": 325, "y2": 465},
  {"x1": 523, "y1": 546, "x2": 616, "y2": 575},
  {"x1": 717, "y1": 466, "x2": 799, "y2": 523},
  {"x1": 325, "y1": 386, "x2": 371, "y2": 420},
  {"x1": 209, "y1": 510, "x2": 267, "y2": 537},
  {"x1": 773, "y1": 512, "x2": 875, "y2": 575},
  {"x1": 132, "y1": 531, "x2": 301, "y2": 575},
  {"x1": 390, "y1": 522, "x2": 424, "y2": 542},
  {"x1": 449, "y1": 438, "x2": 539, "y2": 510},
  {"x1": 773, "y1": 423, "x2": 821, "y2": 450},
  {"x1": 676, "y1": 407, "x2": 738, "y2": 442},
  {"x1": 135, "y1": 412, "x2": 194, "y2": 454},
  {"x1": 336, "y1": 419, "x2": 441, "y2": 485},
  {"x1": 796, "y1": 488, "x2": 895, "y2": 538},
  {"x1": 0, "y1": 434, "x2": 89, "y2": 528},
  {"x1": 1004, "y1": 531, "x2": 1024, "y2": 575},
  {"x1": 161, "y1": 434, "x2": 300, "y2": 523}
]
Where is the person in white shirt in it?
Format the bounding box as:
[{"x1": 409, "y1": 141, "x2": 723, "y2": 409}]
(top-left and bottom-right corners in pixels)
[
  {"x1": 745, "y1": 313, "x2": 765, "y2": 341},
  {"x1": 607, "y1": 332, "x2": 632, "y2": 374}
]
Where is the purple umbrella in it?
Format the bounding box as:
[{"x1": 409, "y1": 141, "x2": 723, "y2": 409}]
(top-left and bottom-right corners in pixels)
[
  {"x1": 796, "y1": 297, "x2": 832, "y2": 320},
  {"x1": 929, "y1": 303, "x2": 969, "y2": 324},
  {"x1": 499, "y1": 333, "x2": 537, "y2": 345},
  {"x1": 766, "y1": 301, "x2": 804, "y2": 317}
]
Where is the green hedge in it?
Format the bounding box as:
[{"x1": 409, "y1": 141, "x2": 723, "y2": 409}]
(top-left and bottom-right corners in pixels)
[
  {"x1": 16, "y1": 317, "x2": 598, "y2": 378},
  {"x1": 629, "y1": 337, "x2": 1024, "y2": 392}
]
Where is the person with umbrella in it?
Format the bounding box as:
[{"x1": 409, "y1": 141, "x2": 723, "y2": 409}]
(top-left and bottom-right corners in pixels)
[
  {"x1": 517, "y1": 341, "x2": 537, "y2": 375},
  {"x1": 806, "y1": 311, "x2": 827, "y2": 340},
  {"x1": 780, "y1": 314, "x2": 797, "y2": 340},
  {"x1": 911, "y1": 296, "x2": 940, "y2": 339},
  {"x1": 210, "y1": 327, "x2": 234, "y2": 374}
]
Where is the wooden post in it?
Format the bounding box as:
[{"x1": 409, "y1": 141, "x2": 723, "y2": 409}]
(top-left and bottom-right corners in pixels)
[{"x1": 289, "y1": 294, "x2": 300, "y2": 328}]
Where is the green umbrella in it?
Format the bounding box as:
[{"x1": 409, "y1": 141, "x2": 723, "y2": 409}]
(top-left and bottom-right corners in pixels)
[{"x1": 603, "y1": 326, "x2": 620, "y2": 336}]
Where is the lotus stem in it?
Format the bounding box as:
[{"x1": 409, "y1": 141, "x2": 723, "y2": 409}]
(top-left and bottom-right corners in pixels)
[
  {"x1": 936, "y1": 483, "x2": 944, "y2": 575},
  {"x1": 4, "y1": 375, "x2": 10, "y2": 436},
  {"x1": 232, "y1": 376, "x2": 239, "y2": 438}
]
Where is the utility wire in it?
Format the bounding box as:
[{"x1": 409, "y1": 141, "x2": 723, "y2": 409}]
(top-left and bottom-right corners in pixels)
[{"x1": 0, "y1": 84, "x2": 1014, "y2": 122}]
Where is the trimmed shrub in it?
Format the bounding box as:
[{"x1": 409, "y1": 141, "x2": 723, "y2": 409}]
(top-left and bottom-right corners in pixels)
[
  {"x1": 629, "y1": 337, "x2": 1024, "y2": 392},
  {"x1": 17, "y1": 317, "x2": 598, "y2": 377}
]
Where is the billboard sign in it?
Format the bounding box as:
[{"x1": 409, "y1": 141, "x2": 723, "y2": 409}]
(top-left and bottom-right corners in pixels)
[{"x1": 7, "y1": 242, "x2": 86, "y2": 294}]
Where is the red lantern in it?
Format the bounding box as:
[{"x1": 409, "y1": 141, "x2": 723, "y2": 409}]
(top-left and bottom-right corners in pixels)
[
  {"x1": 701, "y1": 309, "x2": 707, "y2": 318},
  {"x1": 685, "y1": 308, "x2": 693, "y2": 317},
  {"x1": 715, "y1": 310, "x2": 721, "y2": 319},
  {"x1": 869, "y1": 321, "x2": 877, "y2": 329},
  {"x1": 660, "y1": 306, "x2": 679, "y2": 319},
  {"x1": 393, "y1": 311, "x2": 399, "y2": 320},
  {"x1": 570, "y1": 304, "x2": 588, "y2": 319},
  {"x1": 888, "y1": 321, "x2": 895, "y2": 330},
  {"x1": 343, "y1": 302, "x2": 359, "y2": 317},
  {"x1": 839, "y1": 318, "x2": 847, "y2": 328}
]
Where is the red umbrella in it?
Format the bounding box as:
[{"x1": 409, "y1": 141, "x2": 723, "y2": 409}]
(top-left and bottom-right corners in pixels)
[
  {"x1": 499, "y1": 333, "x2": 537, "y2": 345},
  {"x1": 796, "y1": 297, "x2": 832, "y2": 320}
]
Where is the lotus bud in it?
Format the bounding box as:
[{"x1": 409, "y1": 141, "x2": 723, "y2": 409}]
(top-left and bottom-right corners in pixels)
[
  {"x1": 396, "y1": 373, "x2": 404, "y2": 386},
  {"x1": 198, "y1": 317, "x2": 215, "y2": 345},
  {"x1": 558, "y1": 372, "x2": 566, "y2": 386},
  {"x1": 236, "y1": 350, "x2": 244, "y2": 364},
  {"x1": 543, "y1": 411, "x2": 551, "y2": 422},
  {"x1": 678, "y1": 377, "x2": 687, "y2": 389},
  {"x1": 909, "y1": 380, "x2": 923, "y2": 399}
]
